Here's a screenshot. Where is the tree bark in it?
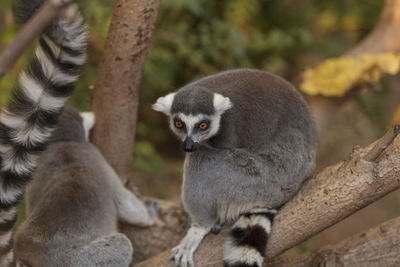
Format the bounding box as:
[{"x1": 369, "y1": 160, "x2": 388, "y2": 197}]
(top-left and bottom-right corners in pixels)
[
  {"x1": 134, "y1": 126, "x2": 400, "y2": 266},
  {"x1": 0, "y1": 0, "x2": 77, "y2": 80},
  {"x1": 120, "y1": 200, "x2": 187, "y2": 265},
  {"x1": 91, "y1": 0, "x2": 160, "y2": 184},
  {"x1": 265, "y1": 125, "x2": 400, "y2": 258},
  {"x1": 268, "y1": 216, "x2": 400, "y2": 266}
]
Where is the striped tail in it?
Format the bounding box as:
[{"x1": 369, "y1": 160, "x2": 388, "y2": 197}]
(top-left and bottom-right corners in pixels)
[
  {"x1": 0, "y1": 1, "x2": 88, "y2": 265},
  {"x1": 223, "y1": 210, "x2": 277, "y2": 267}
]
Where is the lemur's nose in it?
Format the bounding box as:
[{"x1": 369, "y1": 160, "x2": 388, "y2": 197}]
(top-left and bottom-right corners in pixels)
[{"x1": 183, "y1": 138, "x2": 198, "y2": 152}]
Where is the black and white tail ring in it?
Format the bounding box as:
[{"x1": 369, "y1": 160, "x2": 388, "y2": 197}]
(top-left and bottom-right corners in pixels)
[
  {"x1": 0, "y1": 1, "x2": 88, "y2": 265},
  {"x1": 223, "y1": 210, "x2": 277, "y2": 267}
]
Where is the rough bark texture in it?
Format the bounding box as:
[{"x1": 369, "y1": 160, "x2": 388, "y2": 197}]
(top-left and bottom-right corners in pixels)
[
  {"x1": 268, "y1": 216, "x2": 400, "y2": 267},
  {"x1": 91, "y1": 0, "x2": 160, "y2": 184},
  {"x1": 265, "y1": 126, "x2": 400, "y2": 258},
  {"x1": 0, "y1": 0, "x2": 76, "y2": 79},
  {"x1": 135, "y1": 222, "x2": 227, "y2": 267},
  {"x1": 135, "y1": 127, "x2": 400, "y2": 266}
]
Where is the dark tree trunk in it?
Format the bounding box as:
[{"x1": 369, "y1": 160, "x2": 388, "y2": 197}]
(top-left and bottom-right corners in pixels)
[{"x1": 91, "y1": 0, "x2": 161, "y2": 184}]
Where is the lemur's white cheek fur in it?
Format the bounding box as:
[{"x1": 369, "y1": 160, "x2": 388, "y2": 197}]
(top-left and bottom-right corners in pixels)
[{"x1": 169, "y1": 69, "x2": 317, "y2": 267}]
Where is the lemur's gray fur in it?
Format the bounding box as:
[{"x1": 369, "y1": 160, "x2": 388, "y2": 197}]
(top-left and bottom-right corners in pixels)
[
  {"x1": 14, "y1": 107, "x2": 159, "y2": 267},
  {"x1": 153, "y1": 68, "x2": 317, "y2": 267},
  {"x1": 0, "y1": 0, "x2": 88, "y2": 265},
  {"x1": 0, "y1": 1, "x2": 158, "y2": 266}
]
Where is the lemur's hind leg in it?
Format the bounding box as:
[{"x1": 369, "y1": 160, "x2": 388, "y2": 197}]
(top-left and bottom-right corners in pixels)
[
  {"x1": 171, "y1": 223, "x2": 212, "y2": 267},
  {"x1": 116, "y1": 186, "x2": 160, "y2": 226},
  {"x1": 223, "y1": 208, "x2": 277, "y2": 267},
  {"x1": 71, "y1": 233, "x2": 133, "y2": 267}
]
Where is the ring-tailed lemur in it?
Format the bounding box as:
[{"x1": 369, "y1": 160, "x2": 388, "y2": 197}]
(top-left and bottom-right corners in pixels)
[
  {"x1": 153, "y1": 69, "x2": 317, "y2": 267},
  {"x1": 13, "y1": 107, "x2": 159, "y2": 266},
  {"x1": 0, "y1": 0, "x2": 88, "y2": 265}
]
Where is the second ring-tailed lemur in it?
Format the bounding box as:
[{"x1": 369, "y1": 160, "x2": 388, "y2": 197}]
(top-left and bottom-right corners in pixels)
[
  {"x1": 153, "y1": 69, "x2": 317, "y2": 267},
  {"x1": 13, "y1": 107, "x2": 159, "y2": 267},
  {"x1": 0, "y1": 0, "x2": 88, "y2": 265},
  {"x1": 1, "y1": 1, "x2": 159, "y2": 266}
]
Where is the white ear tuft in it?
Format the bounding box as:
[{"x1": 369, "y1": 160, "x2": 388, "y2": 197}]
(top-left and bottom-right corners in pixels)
[
  {"x1": 80, "y1": 112, "x2": 95, "y2": 141},
  {"x1": 152, "y1": 92, "x2": 176, "y2": 115},
  {"x1": 213, "y1": 93, "x2": 232, "y2": 114}
]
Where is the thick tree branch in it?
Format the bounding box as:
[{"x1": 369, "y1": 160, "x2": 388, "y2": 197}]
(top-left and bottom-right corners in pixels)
[
  {"x1": 266, "y1": 125, "x2": 400, "y2": 258},
  {"x1": 0, "y1": 0, "x2": 77, "y2": 80},
  {"x1": 134, "y1": 126, "x2": 400, "y2": 266},
  {"x1": 310, "y1": 0, "x2": 400, "y2": 133},
  {"x1": 120, "y1": 200, "x2": 187, "y2": 265},
  {"x1": 91, "y1": 0, "x2": 161, "y2": 184},
  {"x1": 268, "y1": 216, "x2": 400, "y2": 266},
  {"x1": 346, "y1": 0, "x2": 400, "y2": 55}
]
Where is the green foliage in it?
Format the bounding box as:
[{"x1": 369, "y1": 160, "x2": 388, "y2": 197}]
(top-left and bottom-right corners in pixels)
[
  {"x1": 14, "y1": 198, "x2": 26, "y2": 231},
  {"x1": 141, "y1": 0, "x2": 382, "y2": 154},
  {"x1": 133, "y1": 141, "x2": 163, "y2": 174},
  {"x1": 357, "y1": 91, "x2": 391, "y2": 137},
  {"x1": 0, "y1": 0, "x2": 384, "y2": 157},
  {"x1": 296, "y1": 243, "x2": 309, "y2": 254}
]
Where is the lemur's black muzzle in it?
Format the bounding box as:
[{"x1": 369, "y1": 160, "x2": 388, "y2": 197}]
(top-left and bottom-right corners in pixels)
[{"x1": 183, "y1": 138, "x2": 198, "y2": 152}]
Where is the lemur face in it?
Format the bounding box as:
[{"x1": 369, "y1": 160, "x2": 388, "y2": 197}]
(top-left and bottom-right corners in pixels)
[
  {"x1": 169, "y1": 112, "x2": 220, "y2": 152},
  {"x1": 152, "y1": 91, "x2": 232, "y2": 152}
]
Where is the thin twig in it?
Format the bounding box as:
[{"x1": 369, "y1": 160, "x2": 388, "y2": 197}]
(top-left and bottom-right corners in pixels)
[
  {"x1": 0, "y1": 0, "x2": 77, "y2": 80},
  {"x1": 363, "y1": 124, "x2": 400, "y2": 162}
]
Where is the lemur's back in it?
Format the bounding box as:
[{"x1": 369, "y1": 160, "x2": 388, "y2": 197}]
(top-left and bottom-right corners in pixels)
[
  {"x1": 25, "y1": 142, "x2": 118, "y2": 224},
  {"x1": 25, "y1": 143, "x2": 118, "y2": 229},
  {"x1": 14, "y1": 108, "x2": 159, "y2": 267},
  {"x1": 183, "y1": 69, "x2": 317, "y2": 150},
  {"x1": 14, "y1": 123, "x2": 126, "y2": 266}
]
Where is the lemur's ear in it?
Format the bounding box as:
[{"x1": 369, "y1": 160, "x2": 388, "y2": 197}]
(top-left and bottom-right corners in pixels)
[
  {"x1": 152, "y1": 93, "x2": 176, "y2": 115},
  {"x1": 80, "y1": 112, "x2": 95, "y2": 141},
  {"x1": 213, "y1": 93, "x2": 232, "y2": 114}
]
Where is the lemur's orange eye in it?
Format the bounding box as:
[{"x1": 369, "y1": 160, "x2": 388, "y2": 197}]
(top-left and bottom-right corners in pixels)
[
  {"x1": 175, "y1": 121, "x2": 183, "y2": 128},
  {"x1": 199, "y1": 122, "x2": 208, "y2": 130}
]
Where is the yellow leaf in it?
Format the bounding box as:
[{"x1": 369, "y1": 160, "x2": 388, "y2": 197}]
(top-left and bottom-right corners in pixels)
[{"x1": 301, "y1": 53, "x2": 400, "y2": 97}]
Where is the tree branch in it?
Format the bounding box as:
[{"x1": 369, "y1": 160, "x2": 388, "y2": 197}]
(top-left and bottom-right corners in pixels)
[
  {"x1": 91, "y1": 0, "x2": 161, "y2": 184},
  {"x1": 266, "y1": 124, "x2": 400, "y2": 258},
  {"x1": 134, "y1": 125, "x2": 400, "y2": 266},
  {"x1": 120, "y1": 200, "x2": 187, "y2": 265},
  {"x1": 346, "y1": 0, "x2": 400, "y2": 55},
  {"x1": 268, "y1": 216, "x2": 400, "y2": 266},
  {"x1": 0, "y1": 0, "x2": 77, "y2": 80},
  {"x1": 310, "y1": 0, "x2": 400, "y2": 133}
]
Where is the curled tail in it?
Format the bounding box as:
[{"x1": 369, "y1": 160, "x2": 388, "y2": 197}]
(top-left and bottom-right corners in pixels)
[
  {"x1": 223, "y1": 210, "x2": 277, "y2": 267},
  {"x1": 0, "y1": 1, "x2": 87, "y2": 265}
]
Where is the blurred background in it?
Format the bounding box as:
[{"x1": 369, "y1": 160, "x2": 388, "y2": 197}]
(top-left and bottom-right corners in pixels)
[{"x1": 1, "y1": 0, "x2": 399, "y2": 258}]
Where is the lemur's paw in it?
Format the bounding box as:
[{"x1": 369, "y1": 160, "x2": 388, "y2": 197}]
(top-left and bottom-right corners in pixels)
[
  {"x1": 171, "y1": 245, "x2": 195, "y2": 267},
  {"x1": 145, "y1": 199, "x2": 161, "y2": 224},
  {"x1": 211, "y1": 222, "x2": 222, "y2": 235}
]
